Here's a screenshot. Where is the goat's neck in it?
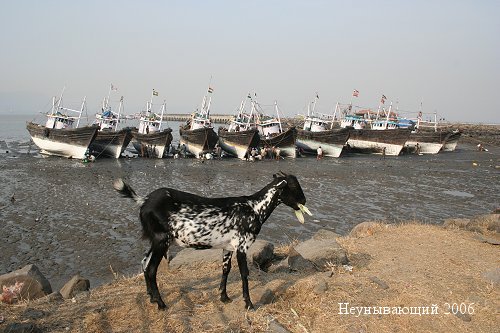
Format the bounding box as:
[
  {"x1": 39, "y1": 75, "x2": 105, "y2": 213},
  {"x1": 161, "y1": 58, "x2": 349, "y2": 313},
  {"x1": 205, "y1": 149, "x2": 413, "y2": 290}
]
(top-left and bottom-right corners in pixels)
[{"x1": 250, "y1": 182, "x2": 283, "y2": 222}]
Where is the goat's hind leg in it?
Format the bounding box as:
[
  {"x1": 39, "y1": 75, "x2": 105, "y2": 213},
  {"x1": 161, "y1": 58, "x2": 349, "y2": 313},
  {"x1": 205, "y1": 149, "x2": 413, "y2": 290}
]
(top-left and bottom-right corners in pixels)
[
  {"x1": 219, "y1": 250, "x2": 233, "y2": 303},
  {"x1": 144, "y1": 240, "x2": 168, "y2": 310}
]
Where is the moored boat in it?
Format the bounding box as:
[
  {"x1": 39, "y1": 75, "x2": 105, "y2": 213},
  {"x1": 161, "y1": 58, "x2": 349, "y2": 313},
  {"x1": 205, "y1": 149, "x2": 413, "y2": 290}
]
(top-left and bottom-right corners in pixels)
[
  {"x1": 90, "y1": 86, "x2": 132, "y2": 158},
  {"x1": 296, "y1": 97, "x2": 350, "y2": 157},
  {"x1": 254, "y1": 99, "x2": 296, "y2": 158},
  {"x1": 405, "y1": 130, "x2": 451, "y2": 155},
  {"x1": 218, "y1": 97, "x2": 260, "y2": 159},
  {"x1": 26, "y1": 89, "x2": 98, "y2": 159},
  {"x1": 131, "y1": 91, "x2": 173, "y2": 158},
  {"x1": 340, "y1": 101, "x2": 411, "y2": 156},
  {"x1": 179, "y1": 86, "x2": 218, "y2": 157},
  {"x1": 442, "y1": 130, "x2": 461, "y2": 152}
]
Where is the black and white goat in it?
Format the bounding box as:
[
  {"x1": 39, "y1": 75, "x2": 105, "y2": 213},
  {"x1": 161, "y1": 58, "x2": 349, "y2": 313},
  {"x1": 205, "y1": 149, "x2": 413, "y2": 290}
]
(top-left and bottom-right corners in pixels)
[{"x1": 113, "y1": 172, "x2": 311, "y2": 310}]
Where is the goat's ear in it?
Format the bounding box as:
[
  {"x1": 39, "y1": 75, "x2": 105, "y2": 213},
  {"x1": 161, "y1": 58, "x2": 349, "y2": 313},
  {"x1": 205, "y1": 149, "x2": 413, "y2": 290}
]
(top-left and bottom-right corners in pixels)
[{"x1": 276, "y1": 179, "x2": 288, "y2": 189}]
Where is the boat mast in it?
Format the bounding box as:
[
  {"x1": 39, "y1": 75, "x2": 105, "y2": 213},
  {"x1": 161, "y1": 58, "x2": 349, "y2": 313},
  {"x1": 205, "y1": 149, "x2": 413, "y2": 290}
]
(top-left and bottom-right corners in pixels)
[
  {"x1": 76, "y1": 96, "x2": 86, "y2": 128},
  {"x1": 159, "y1": 100, "x2": 166, "y2": 131},
  {"x1": 275, "y1": 101, "x2": 283, "y2": 133},
  {"x1": 116, "y1": 96, "x2": 123, "y2": 131},
  {"x1": 385, "y1": 102, "x2": 392, "y2": 128},
  {"x1": 331, "y1": 102, "x2": 339, "y2": 129}
]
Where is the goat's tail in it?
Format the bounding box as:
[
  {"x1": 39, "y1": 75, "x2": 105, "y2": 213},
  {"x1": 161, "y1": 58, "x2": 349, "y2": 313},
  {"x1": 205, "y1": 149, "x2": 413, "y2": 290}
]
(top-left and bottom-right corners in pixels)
[{"x1": 113, "y1": 178, "x2": 145, "y2": 206}]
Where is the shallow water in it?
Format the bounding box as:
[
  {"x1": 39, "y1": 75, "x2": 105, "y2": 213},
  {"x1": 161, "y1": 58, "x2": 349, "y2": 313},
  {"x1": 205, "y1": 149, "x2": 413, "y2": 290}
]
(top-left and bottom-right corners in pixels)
[{"x1": 0, "y1": 116, "x2": 499, "y2": 290}]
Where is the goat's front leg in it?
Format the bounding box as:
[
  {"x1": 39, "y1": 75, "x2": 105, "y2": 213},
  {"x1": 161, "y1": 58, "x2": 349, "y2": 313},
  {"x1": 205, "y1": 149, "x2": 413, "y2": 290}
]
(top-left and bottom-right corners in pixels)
[
  {"x1": 236, "y1": 250, "x2": 254, "y2": 310},
  {"x1": 219, "y1": 250, "x2": 233, "y2": 303}
]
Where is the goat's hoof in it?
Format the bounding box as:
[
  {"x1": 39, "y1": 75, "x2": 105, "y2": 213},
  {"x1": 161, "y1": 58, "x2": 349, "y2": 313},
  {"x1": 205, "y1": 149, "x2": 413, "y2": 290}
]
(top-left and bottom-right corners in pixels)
[
  {"x1": 245, "y1": 301, "x2": 255, "y2": 310},
  {"x1": 220, "y1": 295, "x2": 232, "y2": 303},
  {"x1": 157, "y1": 300, "x2": 167, "y2": 310}
]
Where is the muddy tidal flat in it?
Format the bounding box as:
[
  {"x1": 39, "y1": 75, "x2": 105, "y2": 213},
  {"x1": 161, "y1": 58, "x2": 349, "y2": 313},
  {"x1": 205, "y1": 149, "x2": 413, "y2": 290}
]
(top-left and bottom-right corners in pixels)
[{"x1": 0, "y1": 139, "x2": 499, "y2": 290}]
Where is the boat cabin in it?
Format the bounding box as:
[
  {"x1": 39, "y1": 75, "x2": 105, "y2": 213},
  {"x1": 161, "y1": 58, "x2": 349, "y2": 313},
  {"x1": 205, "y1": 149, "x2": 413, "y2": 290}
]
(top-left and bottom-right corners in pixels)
[
  {"x1": 303, "y1": 117, "x2": 330, "y2": 132},
  {"x1": 45, "y1": 112, "x2": 75, "y2": 129},
  {"x1": 340, "y1": 115, "x2": 367, "y2": 129}
]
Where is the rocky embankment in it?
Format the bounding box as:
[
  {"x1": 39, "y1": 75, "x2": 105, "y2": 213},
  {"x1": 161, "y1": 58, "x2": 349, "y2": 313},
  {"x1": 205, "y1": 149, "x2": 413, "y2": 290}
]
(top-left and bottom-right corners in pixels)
[{"x1": 0, "y1": 213, "x2": 499, "y2": 333}]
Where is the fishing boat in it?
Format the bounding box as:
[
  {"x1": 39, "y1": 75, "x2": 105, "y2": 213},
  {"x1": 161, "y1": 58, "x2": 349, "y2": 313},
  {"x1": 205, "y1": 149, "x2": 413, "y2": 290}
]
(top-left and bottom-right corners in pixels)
[
  {"x1": 442, "y1": 130, "x2": 461, "y2": 151},
  {"x1": 26, "y1": 89, "x2": 98, "y2": 159},
  {"x1": 131, "y1": 90, "x2": 173, "y2": 158},
  {"x1": 90, "y1": 86, "x2": 132, "y2": 158},
  {"x1": 296, "y1": 97, "x2": 350, "y2": 158},
  {"x1": 179, "y1": 86, "x2": 219, "y2": 158},
  {"x1": 402, "y1": 112, "x2": 458, "y2": 154},
  {"x1": 253, "y1": 98, "x2": 296, "y2": 158},
  {"x1": 340, "y1": 102, "x2": 411, "y2": 156},
  {"x1": 218, "y1": 97, "x2": 259, "y2": 159}
]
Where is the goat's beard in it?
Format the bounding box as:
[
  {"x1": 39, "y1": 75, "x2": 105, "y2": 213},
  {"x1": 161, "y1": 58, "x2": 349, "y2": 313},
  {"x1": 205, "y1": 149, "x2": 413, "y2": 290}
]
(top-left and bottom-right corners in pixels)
[{"x1": 294, "y1": 204, "x2": 312, "y2": 224}]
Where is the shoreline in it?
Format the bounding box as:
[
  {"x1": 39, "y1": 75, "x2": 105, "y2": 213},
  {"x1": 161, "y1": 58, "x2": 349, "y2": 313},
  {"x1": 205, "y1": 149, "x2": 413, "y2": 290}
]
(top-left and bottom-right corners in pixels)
[{"x1": 1, "y1": 215, "x2": 498, "y2": 332}]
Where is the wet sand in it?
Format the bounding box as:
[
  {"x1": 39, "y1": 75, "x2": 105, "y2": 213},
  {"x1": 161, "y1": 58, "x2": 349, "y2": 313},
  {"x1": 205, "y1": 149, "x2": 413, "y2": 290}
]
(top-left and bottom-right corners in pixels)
[{"x1": 1, "y1": 140, "x2": 499, "y2": 290}]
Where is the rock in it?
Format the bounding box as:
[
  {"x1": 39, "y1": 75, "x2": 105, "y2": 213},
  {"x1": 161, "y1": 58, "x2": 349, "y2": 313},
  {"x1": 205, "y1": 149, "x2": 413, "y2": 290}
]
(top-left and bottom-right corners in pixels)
[
  {"x1": 294, "y1": 230, "x2": 348, "y2": 270},
  {"x1": 472, "y1": 214, "x2": 500, "y2": 233},
  {"x1": 248, "y1": 240, "x2": 274, "y2": 268},
  {"x1": 31, "y1": 291, "x2": 63, "y2": 305},
  {"x1": 350, "y1": 222, "x2": 383, "y2": 238},
  {"x1": 268, "y1": 258, "x2": 290, "y2": 273},
  {"x1": 257, "y1": 288, "x2": 275, "y2": 305},
  {"x1": 2, "y1": 323, "x2": 42, "y2": 333},
  {"x1": 455, "y1": 311, "x2": 472, "y2": 322},
  {"x1": 482, "y1": 268, "x2": 500, "y2": 286},
  {"x1": 22, "y1": 308, "x2": 46, "y2": 320},
  {"x1": 473, "y1": 235, "x2": 500, "y2": 245},
  {"x1": 287, "y1": 248, "x2": 317, "y2": 272},
  {"x1": 0, "y1": 264, "x2": 52, "y2": 302},
  {"x1": 443, "y1": 218, "x2": 471, "y2": 229},
  {"x1": 312, "y1": 229, "x2": 342, "y2": 240},
  {"x1": 168, "y1": 248, "x2": 221, "y2": 270},
  {"x1": 265, "y1": 315, "x2": 291, "y2": 333},
  {"x1": 59, "y1": 274, "x2": 90, "y2": 299},
  {"x1": 369, "y1": 276, "x2": 389, "y2": 290},
  {"x1": 313, "y1": 279, "x2": 328, "y2": 294}
]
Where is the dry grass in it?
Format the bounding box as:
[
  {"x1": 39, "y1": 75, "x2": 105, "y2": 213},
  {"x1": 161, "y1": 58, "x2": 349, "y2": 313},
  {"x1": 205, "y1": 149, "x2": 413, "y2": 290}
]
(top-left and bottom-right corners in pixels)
[{"x1": 1, "y1": 222, "x2": 498, "y2": 333}]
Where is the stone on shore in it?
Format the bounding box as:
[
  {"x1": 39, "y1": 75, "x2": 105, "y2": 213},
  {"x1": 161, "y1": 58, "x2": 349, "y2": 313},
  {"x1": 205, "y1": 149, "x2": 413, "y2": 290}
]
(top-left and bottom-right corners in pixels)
[
  {"x1": 444, "y1": 214, "x2": 500, "y2": 233},
  {"x1": 293, "y1": 229, "x2": 348, "y2": 270},
  {"x1": 60, "y1": 274, "x2": 90, "y2": 299},
  {"x1": 0, "y1": 264, "x2": 52, "y2": 302},
  {"x1": 247, "y1": 240, "x2": 274, "y2": 268},
  {"x1": 349, "y1": 222, "x2": 383, "y2": 238},
  {"x1": 168, "y1": 248, "x2": 221, "y2": 270}
]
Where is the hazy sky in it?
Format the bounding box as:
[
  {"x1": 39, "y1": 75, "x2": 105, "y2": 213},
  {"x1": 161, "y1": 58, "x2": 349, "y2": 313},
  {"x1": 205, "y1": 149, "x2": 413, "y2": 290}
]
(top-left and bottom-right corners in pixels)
[{"x1": 1, "y1": 0, "x2": 498, "y2": 123}]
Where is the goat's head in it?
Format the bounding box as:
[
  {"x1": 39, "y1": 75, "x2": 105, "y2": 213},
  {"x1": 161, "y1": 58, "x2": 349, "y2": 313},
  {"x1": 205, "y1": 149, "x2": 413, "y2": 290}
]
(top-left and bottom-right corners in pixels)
[{"x1": 273, "y1": 171, "x2": 311, "y2": 223}]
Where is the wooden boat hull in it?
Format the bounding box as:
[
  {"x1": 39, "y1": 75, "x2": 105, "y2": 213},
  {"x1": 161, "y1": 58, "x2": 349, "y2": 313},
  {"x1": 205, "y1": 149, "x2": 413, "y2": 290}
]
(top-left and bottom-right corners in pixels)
[
  {"x1": 26, "y1": 122, "x2": 98, "y2": 159},
  {"x1": 347, "y1": 128, "x2": 411, "y2": 156},
  {"x1": 442, "y1": 131, "x2": 461, "y2": 152},
  {"x1": 90, "y1": 128, "x2": 133, "y2": 158},
  {"x1": 259, "y1": 127, "x2": 297, "y2": 158},
  {"x1": 405, "y1": 130, "x2": 452, "y2": 155},
  {"x1": 218, "y1": 128, "x2": 260, "y2": 160},
  {"x1": 179, "y1": 126, "x2": 219, "y2": 157},
  {"x1": 131, "y1": 128, "x2": 173, "y2": 158},
  {"x1": 296, "y1": 128, "x2": 350, "y2": 158}
]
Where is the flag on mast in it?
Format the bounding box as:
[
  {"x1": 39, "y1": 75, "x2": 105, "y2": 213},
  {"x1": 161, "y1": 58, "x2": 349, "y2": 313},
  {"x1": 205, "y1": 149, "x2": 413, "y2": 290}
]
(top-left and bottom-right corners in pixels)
[
  {"x1": 111, "y1": 84, "x2": 118, "y2": 91},
  {"x1": 208, "y1": 87, "x2": 214, "y2": 93},
  {"x1": 152, "y1": 89, "x2": 159, "y2": 96},
  {"x1": 381, "y1": 94, "x2": 387, "y2": 104},
  {"x1": 352, "y1": 89, "x2": 359, "y2": 97}
]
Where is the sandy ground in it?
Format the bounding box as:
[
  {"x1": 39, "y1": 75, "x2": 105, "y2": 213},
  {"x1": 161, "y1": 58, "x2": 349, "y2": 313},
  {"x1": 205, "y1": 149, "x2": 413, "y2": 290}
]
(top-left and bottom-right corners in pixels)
[{"x1": 1, "y1": 222, "x2": 498, "y2": 333}]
